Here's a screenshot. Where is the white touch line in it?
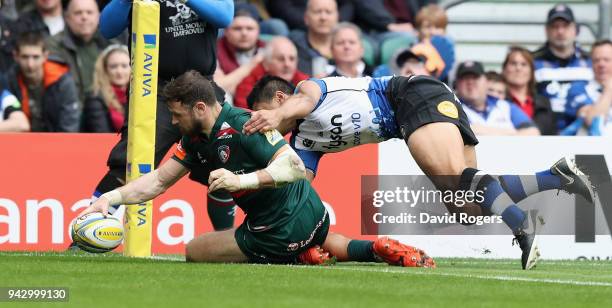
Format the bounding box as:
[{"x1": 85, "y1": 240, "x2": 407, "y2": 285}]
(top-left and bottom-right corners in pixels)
[{"x1": 318, "y1": 266, "x2": 612, "y2": 287}]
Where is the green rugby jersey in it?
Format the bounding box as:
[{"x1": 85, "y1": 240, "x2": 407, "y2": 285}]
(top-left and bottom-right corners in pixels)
[{"x1": 172, "y1": 103, "x2": 316, "y2": 230}]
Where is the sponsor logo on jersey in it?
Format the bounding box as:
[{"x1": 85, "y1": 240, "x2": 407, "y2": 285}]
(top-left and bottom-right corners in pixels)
[
  {"x1": 218, "y1": 145, "x2": 230, "y2": 163},
  {"x1": 265, "y1": 130, "x2": 283, "y2": 146},
  {"x1": 437, "y1": 101, "x2": 459, "y2": 119},
  {"x1": 287, "y1": 243, "x2": 299, "y2": 251},
  {"x1": 322, "y1": 114, "x2": 347, "y2": 150},
  {"x1": 302, "y1": 138, "x2": 314, "y2": 148}
]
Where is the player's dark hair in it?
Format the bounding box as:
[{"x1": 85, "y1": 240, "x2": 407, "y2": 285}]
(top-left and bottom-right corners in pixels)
[
  {"x1": 15, "y1": 31, "x2": 47, "y2": 53},
  {"x1": 163, "y1": 70, "x2": 217, "y2": 107},
  {"x1": 247, "y1": 75, "x2": 295, "y2": 110}
]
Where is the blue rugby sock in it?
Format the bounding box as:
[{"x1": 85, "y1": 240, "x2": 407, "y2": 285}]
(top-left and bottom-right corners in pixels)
[
  {"x1": 461, "y1": 168, "x2": 526, "y2": 233},
  {"x1": 499, "y1": 170, "x2": 561, "y2": 203}
]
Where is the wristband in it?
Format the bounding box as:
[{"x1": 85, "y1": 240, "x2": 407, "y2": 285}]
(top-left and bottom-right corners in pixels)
[
  {"x1": 100, "y1": 190, "x2": 123, "y2": 206},
  {"x1": 238, "y1": 173, "x2": 260, "y2": 190}
]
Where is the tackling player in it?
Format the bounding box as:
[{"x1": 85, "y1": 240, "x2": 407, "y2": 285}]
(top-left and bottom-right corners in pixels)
[
  {"x1": 78, "y1": 70, "x2": 435, "y2": 267},
  {"x1": 243, "y1": 75, "x2": 595, "y2": 270}
]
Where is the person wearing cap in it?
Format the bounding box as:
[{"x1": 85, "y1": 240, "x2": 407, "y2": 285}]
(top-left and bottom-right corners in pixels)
[
  {"x1": 455, "y1": 61, "x2": 540, "y2": 136},
  {"x1": 396, "y1": 48, "x2": 430, "y2": 77},
  {"x1": 533, "y1": 3, "x2": 593, "y2": 132},
  {"x1": 214, "y1": 4, "x2": 266, "y2": 97}
]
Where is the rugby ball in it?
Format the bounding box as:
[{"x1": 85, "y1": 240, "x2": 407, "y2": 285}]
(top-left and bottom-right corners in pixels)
[{"x1": 71, "y1": 213, "x2": 124, "y2": 253}]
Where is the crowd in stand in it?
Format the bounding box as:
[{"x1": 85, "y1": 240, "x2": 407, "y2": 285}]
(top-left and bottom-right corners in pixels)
[{"x1": 0, "y1": 0, "x2": 610, "y2": 136}]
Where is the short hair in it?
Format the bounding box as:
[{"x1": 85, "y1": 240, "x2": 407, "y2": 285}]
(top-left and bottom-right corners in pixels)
[
  {"x1": 247, "y1": 75, "x2": 295, "y2": 110},
  {"x1": 415, "y1": 4, "x2": 448, "y2": 30},
  {"x1": 262, "y1": 37, "x2": 296, "y2": 62},
  {"x1": 331, "y1": 22, "x2": 362, "y2": 43},
  {"x1": 592, "y1": 39, "x2": 612, "y2": 53},
  {"x1": 485, "y1": 71, "x2": 505, "y2": 83},
  {"x1": 15, "y1": 31, "x2": 47, "y2": 53},
  {"x1": 163, "y1": 70, "x2": 217, "y2": 107}
]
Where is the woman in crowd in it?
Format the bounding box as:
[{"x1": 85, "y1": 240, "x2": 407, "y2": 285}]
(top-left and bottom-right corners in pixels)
[
  {"x1": 83, "y1": 44, "x2": 130, "y2": 133},
  {"x1": 502, "y1": 46, "x2": 557, "y2": 135}
]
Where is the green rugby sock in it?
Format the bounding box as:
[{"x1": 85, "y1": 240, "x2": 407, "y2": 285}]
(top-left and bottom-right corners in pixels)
[{"x1": 347, "y1": 240, "x2": 376, "y2": 262}]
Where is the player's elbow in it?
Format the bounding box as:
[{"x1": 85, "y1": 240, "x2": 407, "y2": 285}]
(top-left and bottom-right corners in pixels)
[{"x1": 265, "y1": 150, "x2": 307, "y2": 186}]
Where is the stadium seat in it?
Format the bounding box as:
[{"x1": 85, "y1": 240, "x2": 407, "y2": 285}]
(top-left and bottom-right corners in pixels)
[
  {"x1": 361, "y1": 38, "x2": 375, "y2": 67},
  {"x1": 259, "y1": 33, "x2": 276, "y2": 43},
  {"x1": 380, "y1": 36, "x2": 416, "y2": 66}
]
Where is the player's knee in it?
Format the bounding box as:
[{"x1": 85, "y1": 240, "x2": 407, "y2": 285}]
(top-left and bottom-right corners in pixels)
[
  {"x1": 185, "y1": 240, "x2": 198, "y2": 262},
  {"x1": 185, "y1": 237, "x2": 211, "y2": 263}
]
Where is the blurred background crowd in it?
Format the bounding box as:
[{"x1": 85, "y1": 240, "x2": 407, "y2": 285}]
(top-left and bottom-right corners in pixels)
[{"x1": 0, "y1": 0, "x2": 611, "y2": 136}]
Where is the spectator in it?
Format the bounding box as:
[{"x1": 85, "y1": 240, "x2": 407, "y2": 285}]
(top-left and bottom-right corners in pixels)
[
  {"x1": 502, "y1": 46, "x2": 556, "y2": 135},
  {"x1": 454, "y1": 61, "x2": 540, "y2": 136},
  {"x1": 533, "y1": 3, "x2": 593, "y2": 132},
  {"x1": 235, "y1": 36, "x2": 308, "y2": 109},
  {"x1": 48, "y1": 0, "x2": 112, "y2": 102},
  {"x1": 485, "y1": 71, "x2": 506, "y2": 100},
  {"x1": 329, "y1": 22, "x2": 372, "y2": 78},
  {"x1": 0, "y1": 86, "x2": 30, "y2": 132},
  {"x1": 265, "y1": 0, "x2": 352, "y2": 32},
  {"x1": 82, "y1": 44, "x2": 129, "y2": 133},
  {"x1": 395, "y1": 48, "x2": 430, "y2": 77},
  {"x1": 15, "y1": 0, "x2": 65, "y2": 37},
  {"x1": 383, "y1": 0, "x2": 438, "y2": 28},
  {"x1": 412, "y1": 4, "x2": 452, "y2": 80},
  {"x1": 368, "y1": 3, "x2": 448, "y2": 76},
  {"x1": 289, "y1": 0, "x2": 338, "y2": 76},
  {"x1": 0, "y1": 4, "x2": 16, "y2": 72},
  {"x1": 349, "y1": 0, "x2": 415, "y2": 39},
  {"x1": 214, "y1": 5, "x2": 265, "y2": 96},
  {"x1": 580, "y1": 40, "x2": 612, "y2": 135},
  {"x1": 6, "y1": 31, "x2": 80, "y2": 132}
]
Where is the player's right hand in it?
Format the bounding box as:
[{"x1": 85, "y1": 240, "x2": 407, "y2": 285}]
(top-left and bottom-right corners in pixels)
[
  {"x1": 243, "y1": 109, "x2": 281, "y2": 135},
  {"x1": 78, "y1": 197, "x2": 110, "y2": 218}
]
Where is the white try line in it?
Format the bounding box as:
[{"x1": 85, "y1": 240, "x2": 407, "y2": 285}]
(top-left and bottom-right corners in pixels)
[{"x1": 309, "y1": 266, "x2": 612, "y2": 287}]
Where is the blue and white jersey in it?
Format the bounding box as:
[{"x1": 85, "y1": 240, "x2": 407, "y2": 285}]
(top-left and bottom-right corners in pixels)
[
  {"x1": 291, "y1": 76, "x2": 399, "y2": 173},
  {"x1": 0, "y1": 89, "x2": 21, "y2": 121},
  {"x1": 584, "y1": 82, "x2": 612, "y2": 135},
  {"x1": 533, "y1": 46, "x2": 593, "y2": 130},
  {"x1": 462, "y1": 95, "x2": 535, "y2": 130}
]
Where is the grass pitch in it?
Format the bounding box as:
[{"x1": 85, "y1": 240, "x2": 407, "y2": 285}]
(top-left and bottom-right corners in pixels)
[{"x1": 0, "y1": 252, "x2": 611, "y2": 307}]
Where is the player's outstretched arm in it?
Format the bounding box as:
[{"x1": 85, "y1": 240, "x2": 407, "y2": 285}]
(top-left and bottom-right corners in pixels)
[
  {"x1": 78, "y1": 159, "x2": 189, "y2": 217},
  {"x1": 208, "y1": 145, "x2": 306, "y2": 192},
  {"x1": 243, "y1": 81, "x2": 322, "y2": 135}
]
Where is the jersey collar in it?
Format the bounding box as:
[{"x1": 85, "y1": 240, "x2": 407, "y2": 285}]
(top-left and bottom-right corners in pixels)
[{"x1": 210, "y1": 103, "x2": 232, "y2": 138}]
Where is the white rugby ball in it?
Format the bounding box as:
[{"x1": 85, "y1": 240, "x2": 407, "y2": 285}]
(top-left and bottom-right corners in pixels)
[{"x1": 72, "y1": 213, "x2": 124, "y2": 253}]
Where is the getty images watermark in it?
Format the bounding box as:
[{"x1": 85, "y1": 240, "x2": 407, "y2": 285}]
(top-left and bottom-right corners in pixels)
[{"x1": 361, "y1": 175, "x2": 612, "y2": 237}]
